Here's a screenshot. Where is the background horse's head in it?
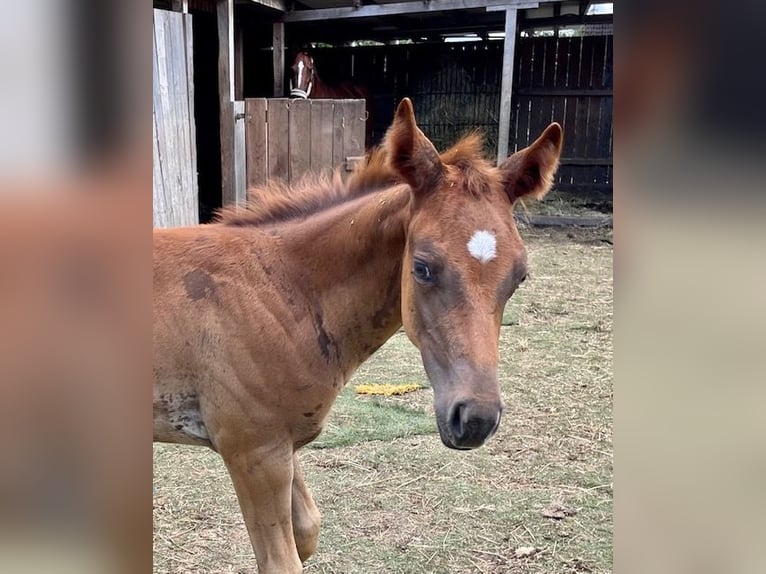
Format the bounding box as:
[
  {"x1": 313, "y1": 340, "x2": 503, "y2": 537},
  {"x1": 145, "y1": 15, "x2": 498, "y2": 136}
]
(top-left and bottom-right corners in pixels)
[
  {"x1": 289, "y1": 51, "x2": 315, "y2": 99},
  {"x1": 385, "y1": 99, "x2": 563, "y2": 450}
]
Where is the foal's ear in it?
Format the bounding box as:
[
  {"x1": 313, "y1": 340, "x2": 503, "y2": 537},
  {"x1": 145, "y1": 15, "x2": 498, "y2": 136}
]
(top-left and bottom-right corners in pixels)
[
  {"x1": 499, "y1": 123, "x2": 563, "y2": 202},
  {"x1": 385, "y1": 98, "x2": 444, "y2": 196}
]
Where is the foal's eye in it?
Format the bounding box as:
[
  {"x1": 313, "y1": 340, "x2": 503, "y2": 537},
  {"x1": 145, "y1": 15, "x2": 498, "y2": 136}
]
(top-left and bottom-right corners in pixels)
[
  {"x1": 520, "y1": 273, "x2": 528, "y2": 284},
  {"x1": 413, "y1": 260, "x2": 435, "y2": 284}
]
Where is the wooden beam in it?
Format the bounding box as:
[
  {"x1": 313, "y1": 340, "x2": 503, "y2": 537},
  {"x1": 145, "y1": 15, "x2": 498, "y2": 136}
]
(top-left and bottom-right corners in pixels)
[
  {"x1": 519, "y1": 13, "x2": 612, "y2": 28},
  {"x1": 218, "y1": 0, "x2": 237, "y2": 205},
  {"x1": 284, "y1": 0, "x2": 539, "y2": 22},
  {"x1": 246, "y1": 0, "x2": 287, "y2": 11},
  {"x1": 497, "y1": 7, "x2": 517, "y2": 164},
  {"x1": 272, "y1": 22, "x2": 285, "y2": 97},
  {"x1": 514, "y1": 213, "x2": 613, "y2": 228},
  {"x1": 486, "y1": 2, "x2": 538, "y2": 11},
  {"x1": 515, "y1": 88, "x2": 613, "y2": 97}
]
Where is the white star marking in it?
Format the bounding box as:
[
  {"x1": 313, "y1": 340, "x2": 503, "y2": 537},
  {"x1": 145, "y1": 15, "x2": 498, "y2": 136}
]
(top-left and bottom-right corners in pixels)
[{"x1": 467, "y1": 230, "x2": 497, "y2": 263}]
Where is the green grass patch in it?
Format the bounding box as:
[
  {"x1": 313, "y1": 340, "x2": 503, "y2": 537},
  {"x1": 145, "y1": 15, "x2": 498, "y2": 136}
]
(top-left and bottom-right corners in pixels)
[{"x1": 309, "y1": 387, "x2": 436, "y2": 449}]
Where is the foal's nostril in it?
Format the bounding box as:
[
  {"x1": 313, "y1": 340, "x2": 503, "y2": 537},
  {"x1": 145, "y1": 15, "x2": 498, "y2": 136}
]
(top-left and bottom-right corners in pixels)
[
  {"x1": 445, "y1": 400, "x2": 502, "y2": 449},
  {"x1": 449, "y1": 401, "x2": 466, "y2": 440}
]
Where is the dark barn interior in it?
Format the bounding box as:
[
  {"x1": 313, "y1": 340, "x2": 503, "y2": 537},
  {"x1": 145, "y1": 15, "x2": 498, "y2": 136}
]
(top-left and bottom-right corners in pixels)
[{"x1": 153, "y1": 1, "x2": 612, "y2": 224}]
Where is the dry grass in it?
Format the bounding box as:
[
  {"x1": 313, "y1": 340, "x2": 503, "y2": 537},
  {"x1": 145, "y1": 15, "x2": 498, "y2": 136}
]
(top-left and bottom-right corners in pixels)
[
  {"x1": 516, "y1": 189, "x2": 612, "y2": 219},
  {"x1": 153, "y1": 227, "x2": 613, "y2": 573}
]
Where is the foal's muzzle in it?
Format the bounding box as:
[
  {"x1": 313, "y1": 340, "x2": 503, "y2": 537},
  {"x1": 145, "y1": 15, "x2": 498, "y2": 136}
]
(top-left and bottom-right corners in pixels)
[{"x1": 439, "y1": 400, "x2": 503, "y2": 450}]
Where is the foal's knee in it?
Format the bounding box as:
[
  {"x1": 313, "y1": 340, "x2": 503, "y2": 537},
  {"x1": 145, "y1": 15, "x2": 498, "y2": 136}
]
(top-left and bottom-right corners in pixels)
[{"x1": 294, "y1": 509, "x2": 321, "y2": 562}]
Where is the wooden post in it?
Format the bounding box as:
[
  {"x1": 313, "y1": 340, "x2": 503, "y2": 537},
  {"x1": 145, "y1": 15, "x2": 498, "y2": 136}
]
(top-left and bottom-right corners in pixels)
[
  {"x1": 497, "y1": 8, "x2": 518, "y2": 165},
  {"x1": 218, "y1": 0, "x2": 237, "y2": 205},
  {"x1": 273, "y1": 22, "x2": 285, "y2": 97},
  {"x1": 233, "y1": 100, "x2": 247, "y2": 203}
]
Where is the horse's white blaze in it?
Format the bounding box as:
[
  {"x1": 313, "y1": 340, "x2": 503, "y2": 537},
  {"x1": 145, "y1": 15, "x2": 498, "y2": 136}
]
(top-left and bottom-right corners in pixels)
[
  {"x1": 297, "y1": 60, "x2": 304, "y2": 88},
  {"x1": 467, "y1": 230, "x2": 497, "y2": 263}
]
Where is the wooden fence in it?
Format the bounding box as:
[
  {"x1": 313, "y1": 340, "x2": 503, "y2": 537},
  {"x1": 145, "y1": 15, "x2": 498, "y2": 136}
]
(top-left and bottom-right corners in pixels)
[
  {"x1": 259, "y1": 35, "x2": 612, "y2": 195},
  {"x1": 512, "y1": 34, "x2": 613, "y2": 194},
  {"x1": 244, "y1": 98, "x2": 366, "y2": 188},
  {"x1": 152, "y1": 9, "x2": 199, "y2": 228}
]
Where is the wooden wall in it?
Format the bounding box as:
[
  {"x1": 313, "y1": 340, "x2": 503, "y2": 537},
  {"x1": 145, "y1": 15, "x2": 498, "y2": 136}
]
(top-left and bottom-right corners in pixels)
[
  {"x1": 153, "y1": 9, "x2": 199, "y2": 228},
  {"x1": 245, "y1": 98, "x2": 366, "y2": 188},
  {"x1": 512, "y1": 34, "x2": 613, "y2": 193}
]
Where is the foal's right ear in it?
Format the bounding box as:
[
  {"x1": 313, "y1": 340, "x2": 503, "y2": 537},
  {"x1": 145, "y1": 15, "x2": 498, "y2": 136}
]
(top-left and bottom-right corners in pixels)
[
  {"x1": 385, "y1": 98, "x2": 444, "y2": 197},
  {"x1": 499, "y1": 122, "x2": 563, "y2": 203}
]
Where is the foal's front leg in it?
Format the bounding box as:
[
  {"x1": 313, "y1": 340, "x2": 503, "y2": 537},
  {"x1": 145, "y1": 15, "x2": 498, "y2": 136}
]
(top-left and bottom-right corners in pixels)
[
  {"x1": 221, "y1": 442, "x2": 303, "y2": 574},
  {"x1": 292, "y1": 453, "x2": 321, "y2": 562}
]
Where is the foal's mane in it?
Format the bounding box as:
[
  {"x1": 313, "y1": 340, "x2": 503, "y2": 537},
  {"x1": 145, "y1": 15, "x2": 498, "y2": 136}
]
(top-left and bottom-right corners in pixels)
[{"x1": 216, "y1": 132, "x2": 495, "y2": 227}]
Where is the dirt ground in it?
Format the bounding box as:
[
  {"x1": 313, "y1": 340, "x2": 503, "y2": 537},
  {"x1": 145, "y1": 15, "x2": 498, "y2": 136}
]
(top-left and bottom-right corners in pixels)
[{"x1": 153, "y1": 226, "x2": 613, "y2": 573}]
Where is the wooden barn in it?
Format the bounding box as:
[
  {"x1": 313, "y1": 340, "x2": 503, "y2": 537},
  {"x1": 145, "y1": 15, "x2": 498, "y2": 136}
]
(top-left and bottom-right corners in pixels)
[{"x1": 152, "y1": 0, "x2": 612, "y2": 227}]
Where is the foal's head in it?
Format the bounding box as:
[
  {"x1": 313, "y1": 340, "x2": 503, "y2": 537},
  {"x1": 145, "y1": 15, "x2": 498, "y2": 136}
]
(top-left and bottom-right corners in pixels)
[
  {"x1": 289, "y1": 51, "x2": 315, "y2": 99},
  {"x1": 385, "y1": 98, "x2": 563, "y2": 450}
]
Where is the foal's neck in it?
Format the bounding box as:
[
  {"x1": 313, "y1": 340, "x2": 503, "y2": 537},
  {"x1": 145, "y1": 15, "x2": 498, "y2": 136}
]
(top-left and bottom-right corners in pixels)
[{"x1": 279, "y1": 186, "x2": 411, "y2": 376}]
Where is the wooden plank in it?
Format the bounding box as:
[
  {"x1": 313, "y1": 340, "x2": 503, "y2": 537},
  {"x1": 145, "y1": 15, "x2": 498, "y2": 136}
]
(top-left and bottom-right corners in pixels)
[
  {"x1": 534, "y1": 96, "x2": 555, "y2": 139},
  {"x1": 514, "y1": 95, "x2": 532, "y2": 149},
  {"x1": 515, "y1": 37, "x2": 533, "y2": 89},
  {"x1": 284, "y1": 0, "x2": 538, "y2": 22},
  {"x1": 245, "y1": 98, "x2": 268, "y2": 188},
  {"x1": 559, "y1": 158, "x2": 613, "y2": 166},
  {"x1": 159, "y1": 9, "x2": 184, "y2": 221},
  {"x1": 543, "y1": 36, "x2": 557, "y2": 89},
  {"x1": 233, "y1": 100, "x2": 247, "y2": 204},
  {"x1": 310, "y1": 100, "x2": 335, "y2": 175},
  {"x1": 272, "y1": 22, "x2": 285, "y2": 97},
  {"x1": 530, "y1": 37, "x2": 547, "y2": 88},
  {"x1": 153, "y1": 9, "x2": 198, "y2": 228},
  {"x1": 515, "y1": 88, "x2": 613, "y2": 96},
  {"x1": 518, "y1": 13, "x2": 613, "y2": 28},
  {"x1": 573, "y1": 97, "x2": 589, "y2": 164},
  {"x1": 268, "y1": 98, "x2": 290, "y2": 181},
  {"x1": 561, "y1": 95, "x2": 577, "y2": 159},
  {"x1": 586, "y1": 35, "x2": 606, "y2": 89},
  {"x1": 602, "y1": 34, "x2": 613, "y2": 91},
  {"x1": 550, "y1": 39, "x2": 567, "y2": 131},
  {"x1": 153, "y1": 12, "x2": 172, "y2": 227},
  {"x1": 172, "y1": 11, "x2": 197, "y2": 223},
  {"x1": 496, "y1": 7, "x2": 517, "y2": 163},
  {"x1": 332, "y1": 101, "x2": 344, "y2": 169},
  {"x1": 288, "y1": 99, "x2": 312, "y2": 182},
  {"x1": 153, "y1": 113, "x2": 168, "y2": 228},
  {"x1": 218, "y1": 0, "x2": 236, "y2": 205},
  {"x1": 554, "y1": 36, "x2": 570, "y2": 88},
  {"x1": 599, "y1": 95, "x2": 613, "y2": 159},
  {"x1": 342, "y1": 100, "x2": 365, "y2": 171},
  {"x1": 514, "y1": 213, "x2": 612, "y2": 228},
  {"x1": 246, "y1": 0, "x2": 286, "y2": 11},
  {"x1": 567, "y1": 35, "x2": 582, "y2": 88},
  {"x1": 183, "y1": 13, "x2": 198, "y2": 219}
]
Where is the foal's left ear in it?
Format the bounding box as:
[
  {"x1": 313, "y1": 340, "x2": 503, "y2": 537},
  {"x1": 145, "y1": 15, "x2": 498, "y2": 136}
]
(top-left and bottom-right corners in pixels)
[
  {"x1": 385, "y1": 98, "x2": 444, "y2": 197},
  {"x1": 499, "y1": 123, "x2": 563, "y2": 203}
]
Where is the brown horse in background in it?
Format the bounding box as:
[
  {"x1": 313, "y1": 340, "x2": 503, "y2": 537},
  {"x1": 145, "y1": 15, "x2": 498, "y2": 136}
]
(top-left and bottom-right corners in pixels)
[
  {"x1": 153, "y1": 98, "x2": 563, "y2": 573},
  {"x1": 289, "y1": 50, "x2": 374, "y2": 146}
]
